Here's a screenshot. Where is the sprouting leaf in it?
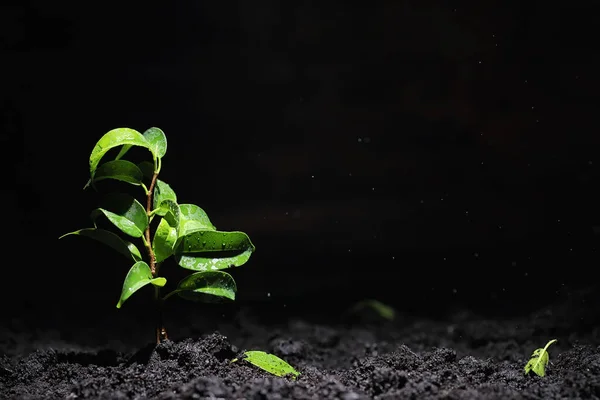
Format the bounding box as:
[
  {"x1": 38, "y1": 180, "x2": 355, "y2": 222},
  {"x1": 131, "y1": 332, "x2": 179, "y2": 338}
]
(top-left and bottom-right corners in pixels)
[
  {"x1": 166, "y1": 271, "x2": 236, "y2": 302},
  {"x1": 153, "y1": 180, "x2": 177, "y2": 210},
  {"x1": 88, "y1": 128, "x2": 151, "y2": 182},
  {"x1": 178, "y1": 204, "x2": 216, "y2": 236},
  {"x1": 91, "y1": 193, "x2": 148, "y2": 238},
  {"x1": 232, "y1": 351, "x2": 300, "y2": 379},
  {"x1": 153, "y1": 218, "x2": 178, "y2": 263},
  {"x1": 59, "y1": 228, "x2": 142, "y2": 261},
  {"x1": 116, "y1": 261, "x2": 166, "y2": 308},
  {"x1": 142, "y1": 127, "x2": 167, "y2": 158},
  {"x1": 174, "y1": 230, "x2": 254, "y2": 271},
  {"x1": 349, "y1": 299, "x2": 395, "y2": 321},
  {"x1": 524, "y1": 339, "x2": 557, "y2": 377},
  {"x1": 93, "y1": 160, "x2": 143, "y2": 186}
]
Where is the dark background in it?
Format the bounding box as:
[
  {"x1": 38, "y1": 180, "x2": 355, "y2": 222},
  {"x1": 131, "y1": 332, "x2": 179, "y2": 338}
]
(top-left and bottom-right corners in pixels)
[{"x1": 2, "y1": 2, "x2": 599, "y2": 323}]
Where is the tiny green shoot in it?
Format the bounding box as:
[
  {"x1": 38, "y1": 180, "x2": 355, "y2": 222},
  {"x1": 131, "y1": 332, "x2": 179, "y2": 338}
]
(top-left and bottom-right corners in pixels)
[
  {"x1": 524, "y1": 339, "x2": 557, "y2": 377},
  {"x1": 232, "y1": 351, "x2": 300, "y2": 379},
  {"x1": 60, "y1": 127, "x2": 255, "y2": 343},
  {"x1": 348, "y1": 299, "x2": 395, "y2": 321}
]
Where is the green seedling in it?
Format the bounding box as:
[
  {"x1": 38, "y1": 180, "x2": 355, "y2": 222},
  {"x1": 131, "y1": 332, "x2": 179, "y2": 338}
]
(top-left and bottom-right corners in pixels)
[
  {"x1": 524, "y1": 339, "x2": 557, "y2": 377},
  {"x1": 232, "y1": 351, "x2": 300, "y2": 379},
  {"x1": 348, "y1": 299, "x2": 395, "y2": 321},
  {"x1": 60, "y1": 127, "x2": 255, "y2": 343}
]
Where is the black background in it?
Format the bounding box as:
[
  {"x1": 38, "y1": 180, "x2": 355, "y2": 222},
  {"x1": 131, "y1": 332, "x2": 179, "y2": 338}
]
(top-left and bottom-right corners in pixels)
[{"x1": 2, "y1": 1, "x2": 599, "y2": 322}]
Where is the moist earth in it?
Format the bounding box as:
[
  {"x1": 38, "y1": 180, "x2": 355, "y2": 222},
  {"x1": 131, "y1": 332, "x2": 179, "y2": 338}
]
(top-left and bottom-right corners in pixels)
[{"x1": 1, "y1": 293, "x2": 599, "y2": 400}]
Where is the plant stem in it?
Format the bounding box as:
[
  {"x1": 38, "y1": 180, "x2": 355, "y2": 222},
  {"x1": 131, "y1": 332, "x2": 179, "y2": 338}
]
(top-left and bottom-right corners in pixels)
[
  {"x1": 155, "y1": 287, "x2": 168, "y2": 343},
  {"x1": 145, "y1": 171, "x2": 168, "y2": 344},
  {"x1": 146, "y1": 172, "x2": 158, "y2": 276}
]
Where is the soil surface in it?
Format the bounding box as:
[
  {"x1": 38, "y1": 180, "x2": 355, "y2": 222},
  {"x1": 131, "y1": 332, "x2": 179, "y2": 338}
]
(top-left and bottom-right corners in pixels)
[{"x1": 1, "y1": 290, "x2": 599, "y2": 400}]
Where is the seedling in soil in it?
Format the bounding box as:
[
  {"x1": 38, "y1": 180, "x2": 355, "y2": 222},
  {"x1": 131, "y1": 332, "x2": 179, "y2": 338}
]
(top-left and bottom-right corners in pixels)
[
  {"x1": 348, "y1": 299, "x2": 395, "y2": 321},
  {"x1": 232, "y1": 351, "x2": 300, "y2": 379},
  {"x1": 524, "y1": 339, "x2": 557, "y2": 377},
  {"x1": 60, "y1": 127, "x2": 255, "y2": 344}
]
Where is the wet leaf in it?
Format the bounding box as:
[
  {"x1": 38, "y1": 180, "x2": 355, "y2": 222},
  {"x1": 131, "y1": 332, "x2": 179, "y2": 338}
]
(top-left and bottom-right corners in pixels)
[
  {"x1": 142, "y1": 127, "x2": 167, "y2": 158},
  {"x1": 89, "y1": 128, "x2": 151, "y2": 181},
  {"x1": 177, "y1": 230, "x2": 253, "y2": 253},
  {"x1": 174, "y1": 230, "x2": 254, "y2": 271},
  {"x1": 156, "y1": 199, "x2": 180, "y2": 229},
  {"x1": 116, "y1": 261, "x2": 166, "y2": 308},
  {"x1": 153, "y1": 218, "x2": 178, "y2": 263},
  {"x1": 233, "y1": 351, "x2": 300, "y2": 379},
  {"x1": 114, "y1": 127, "x2": 166, "y2": 163},
  {"x1": 59, "y1": 228, "x2": 142, "y2": 261},
  {"x1": 173, "y1": 271, "x2": 236, "y2": 302},
  {"x1": 178, "y1": 204, "x2": 216, "y2": 236},
  {"x1": 93, "y1": 160, "x2": 143, "y2": 186},
  {"x1": 524, "y1": 339, "x2": 557, "y2": 377},
  {"x1": 91, "y1": 193, "x2": 148, "y2": 238},
  {"x1": 153, "y1": 180, "x2": 177, "y2": 210}
]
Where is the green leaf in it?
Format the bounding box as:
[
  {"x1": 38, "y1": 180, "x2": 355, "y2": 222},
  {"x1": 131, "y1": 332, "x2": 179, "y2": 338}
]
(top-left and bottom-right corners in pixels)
[
  {"x1": 153, "y1": 218, "x2": 178, "y2": 263},
  {"x1": 93, "y1": 160, "x2": 143, "y2": 186},
  {"x1": 178, "y1": 204, "x2": 216, "y2": 236},
  {"x1": 89, "y1": 128, "x2": 151, "y2": 181},
  {"x1": 151, "y1": 277, "x2": 166, "y2": 286},
  {"x1": 116, "y1": 261, "x2": 166, "y2": 308},
  {"x1": 171, "y1": 271, "x2": 236, "y2": 302},
  {"x1": 114, "y1": 127, "x2": 167, "y2": 163},
  {"x1": 233, "y1": 351, "x2": 300, "y2": 379},
  {"x1": 524, "y1": 339, "x2": 557, "y2": 377},
  {"x1": 91, "y1": 193, "x2": 148, "y2": 238},
  {"x1": 59, "y1": 228, "x2": 142, "y2": 262},
  {"x1": 175, "y1": 230, "x2": 254, "y2": 271},
  {"x1": 142, "y1": 127, "x2": 167, "y2": 158},
  {"x1": 156, "y1": 199, "x2": 180, "y2": 228},
  {"x1": 153, "y1": 180, "x2": 177, "y2": 210}
]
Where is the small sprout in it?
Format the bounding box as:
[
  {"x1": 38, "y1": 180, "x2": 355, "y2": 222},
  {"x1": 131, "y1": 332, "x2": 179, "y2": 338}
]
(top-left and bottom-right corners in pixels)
[
  {"x1": 232, "y1": 351, "x2": 300, "y2": 379},
  {"x1": 349, "y1": 299, "x2": 395, "y2": 321},
  {"x1": 524, "y1": 339, "x2": 557, "y2": 377}
]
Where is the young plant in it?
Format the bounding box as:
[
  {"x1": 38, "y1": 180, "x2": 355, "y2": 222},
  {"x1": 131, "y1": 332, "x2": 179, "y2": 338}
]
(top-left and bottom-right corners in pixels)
[
  {"x1": 524, "y1": 339, "x2": 557, "y2": 377},
  {"x1": 60, "y1": 127, "x2": 255, "y2": 343}
]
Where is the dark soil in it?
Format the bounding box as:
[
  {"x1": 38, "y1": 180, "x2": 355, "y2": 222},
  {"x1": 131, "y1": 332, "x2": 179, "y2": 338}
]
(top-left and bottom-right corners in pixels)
[{"x1": 2, "y1": 290, "x2": 599, "y2": 400}]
